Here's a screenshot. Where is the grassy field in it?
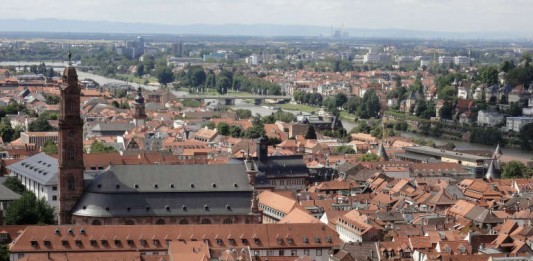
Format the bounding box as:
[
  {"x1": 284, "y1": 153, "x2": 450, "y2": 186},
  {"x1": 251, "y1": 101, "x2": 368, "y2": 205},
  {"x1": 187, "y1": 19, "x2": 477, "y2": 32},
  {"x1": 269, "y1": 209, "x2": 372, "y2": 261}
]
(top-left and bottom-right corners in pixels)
[
  {"x1": 279, "y1": 103, "x2": 318, "y2": 113},
  {"x1": 116, "y1": 74, "x2": 157, "y2": 85}
]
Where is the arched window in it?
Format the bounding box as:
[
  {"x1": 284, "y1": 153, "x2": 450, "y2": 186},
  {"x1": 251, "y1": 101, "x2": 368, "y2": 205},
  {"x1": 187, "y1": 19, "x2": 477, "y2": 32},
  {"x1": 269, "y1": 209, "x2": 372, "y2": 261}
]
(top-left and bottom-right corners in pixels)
[
  {"x1": 67, "y1": 176, "x2": 75, "y2": 191},
  {"x1": 124, "y1": 220, "x2": 135, "y2": 225},
  {"x1": 92, "y1": 219, "x2": 102, "y2": 225},
  {"x1": 223, "y1": 218, "x2": 233, "y2": 224},
  {"x1": 179, "y1": 219, "x2": 189, "y2": 225},
  {"x1": 155, "y1": 219, "x2": 165, "y2": 225},
  {"x1": 68, "y1": 146, "x2": 75, "y2": 160},
  {"x1": 200, "y1": 219, "x2": 211, "y2": 224}
]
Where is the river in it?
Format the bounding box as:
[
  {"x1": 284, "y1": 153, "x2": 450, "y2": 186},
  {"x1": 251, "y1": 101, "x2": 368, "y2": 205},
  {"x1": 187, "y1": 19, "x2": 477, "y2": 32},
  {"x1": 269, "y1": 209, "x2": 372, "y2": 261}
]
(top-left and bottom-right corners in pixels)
[{"x1": 1, "y1": 62, "x2": 531, "y2": 160}]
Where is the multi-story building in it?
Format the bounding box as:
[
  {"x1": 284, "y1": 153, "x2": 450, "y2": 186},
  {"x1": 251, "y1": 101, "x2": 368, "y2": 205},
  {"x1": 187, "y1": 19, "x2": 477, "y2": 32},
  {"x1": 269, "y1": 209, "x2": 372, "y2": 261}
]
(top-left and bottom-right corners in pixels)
[
  {"x1": 9, "y1": 223, "x2": 342, "y2": 261},
  {"x1": 7, "y1": 153, "x2": 59, "y2": 208},
  {"x1": 19, "y1": 132, "x2": 58, "y2": 147},
  {"x1": 477, "y1": 110, "x2": 504, "y2": 127},
  {"x1": 506, "y1": 116, "x2": 533, "y2": 132},
  {"x1": 438, "y1": 56, "x2": 453, "y2": 65},
  {"x1": 454, "y1": 56, "x2": 470, "y2": 67}
]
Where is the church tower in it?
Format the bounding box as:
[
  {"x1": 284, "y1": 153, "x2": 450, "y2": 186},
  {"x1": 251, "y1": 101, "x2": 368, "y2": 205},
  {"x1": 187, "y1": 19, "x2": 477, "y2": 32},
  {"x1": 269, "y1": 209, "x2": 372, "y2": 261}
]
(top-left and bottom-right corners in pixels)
[
  {"x1": 133, "y1": 86, "x2": 147, "y2": 127},
  {"x1": 58, "y1": 55, "x2": 85, "y2": 225}
]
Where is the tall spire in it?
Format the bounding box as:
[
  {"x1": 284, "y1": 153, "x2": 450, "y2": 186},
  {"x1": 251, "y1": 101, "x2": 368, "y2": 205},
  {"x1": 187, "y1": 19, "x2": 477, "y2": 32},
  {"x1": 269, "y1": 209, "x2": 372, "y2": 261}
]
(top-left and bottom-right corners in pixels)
[
  {"x1": 485, "y1": 159, "x2": 499, "y2": 181},
  {"x1": 377, "y1": 142, "x2": 389, "y2": 161},
  {"x1": 493, "y1": 143, "x2": 503, "y2": 159}
]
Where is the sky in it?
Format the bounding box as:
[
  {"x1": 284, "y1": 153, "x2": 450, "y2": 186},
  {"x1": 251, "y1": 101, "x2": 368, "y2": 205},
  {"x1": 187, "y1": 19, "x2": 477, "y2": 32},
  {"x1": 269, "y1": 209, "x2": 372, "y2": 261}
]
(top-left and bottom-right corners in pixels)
[{"x1": 3, "y1": 0, "x2": 532, "y2": 33}]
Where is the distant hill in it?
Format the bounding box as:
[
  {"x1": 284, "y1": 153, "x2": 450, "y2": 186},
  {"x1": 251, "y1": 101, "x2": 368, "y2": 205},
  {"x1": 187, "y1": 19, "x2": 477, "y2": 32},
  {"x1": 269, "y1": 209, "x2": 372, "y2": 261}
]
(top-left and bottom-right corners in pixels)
[{"x1": 0, "y1": 18, "x2": 527, "y2": 39}]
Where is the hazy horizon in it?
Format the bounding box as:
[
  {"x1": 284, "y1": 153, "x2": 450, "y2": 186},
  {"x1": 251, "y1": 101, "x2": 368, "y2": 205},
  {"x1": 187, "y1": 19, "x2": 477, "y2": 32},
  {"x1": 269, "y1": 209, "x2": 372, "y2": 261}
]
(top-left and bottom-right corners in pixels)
[{"x1": 2, "y1": 0, "x2": 532, "y2": 35}]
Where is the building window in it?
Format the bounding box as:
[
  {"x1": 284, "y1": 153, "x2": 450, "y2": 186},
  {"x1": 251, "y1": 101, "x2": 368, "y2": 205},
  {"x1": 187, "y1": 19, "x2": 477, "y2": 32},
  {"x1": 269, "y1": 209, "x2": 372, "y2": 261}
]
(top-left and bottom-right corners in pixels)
[
  {"x1": 200, "y1": 219, "x2": 211, "y2": 224},
  {"x1": 278, "y1": 250, "x2": 285, "y2": 256},
  {"x1": 52, "y1": 195, "x2": 57, "y2": 201},
  {"x1": 303, "y1": 249, "x2": 309, "y2": 256},
  {"x1": 291, "y1": 250, "x2": 297, "y2": 256},
  {"x1": 52, "y1": 186, "x2": 57, "y2": 191},
  {"x1": 67, "y1": 176, "x2": 75, "y2": 191},
  {"x1": 68, "y1": 146, "x2": 75, "y2": 160},
  {"x1": 223, "y1": 218, "x2": 233, "y2": 224},
  {"x1": 316, "y1": 249, "x2": 322, "y2": 256}
]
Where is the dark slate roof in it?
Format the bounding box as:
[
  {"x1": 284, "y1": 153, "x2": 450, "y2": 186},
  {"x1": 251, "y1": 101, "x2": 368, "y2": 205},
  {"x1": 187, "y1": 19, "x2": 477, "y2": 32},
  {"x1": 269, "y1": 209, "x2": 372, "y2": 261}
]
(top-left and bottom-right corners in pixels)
[
  {"x1": 6, "y1": 152, "x2": 58, "y2": 185},
  {"x1": 0, "y1": 177, "x2": 21, "y2": 201},
  {"x1": 254, "y1": 155, "x2": 309, "y2": 186},
  {"x1": 465, "y1": 206, "x2": 503, "y2": 224},
  {"x1": 91, "y1": 123, "x2": 135, "y2": 132},
  {"x1": 72, "y1": 163, "x2": 254, "y2": 217}
]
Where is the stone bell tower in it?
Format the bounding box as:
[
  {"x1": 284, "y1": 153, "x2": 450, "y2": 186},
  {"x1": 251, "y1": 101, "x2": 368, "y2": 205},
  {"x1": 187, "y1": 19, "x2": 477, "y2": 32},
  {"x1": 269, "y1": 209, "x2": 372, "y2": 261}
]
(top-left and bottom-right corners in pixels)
[{"x1": 58, "y1": 53, "x2": 85, "y2": 225}]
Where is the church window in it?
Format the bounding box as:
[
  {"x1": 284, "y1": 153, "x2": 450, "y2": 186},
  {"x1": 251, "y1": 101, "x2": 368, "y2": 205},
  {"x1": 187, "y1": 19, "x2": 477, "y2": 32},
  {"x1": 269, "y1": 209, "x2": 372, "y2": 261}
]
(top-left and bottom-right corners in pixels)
[
  {"x1": 68, "y1": 146, "x2": 75, "y2": 160},
  {"x1": 67, "y1": 176, "x2": 75, "y2": 191}
]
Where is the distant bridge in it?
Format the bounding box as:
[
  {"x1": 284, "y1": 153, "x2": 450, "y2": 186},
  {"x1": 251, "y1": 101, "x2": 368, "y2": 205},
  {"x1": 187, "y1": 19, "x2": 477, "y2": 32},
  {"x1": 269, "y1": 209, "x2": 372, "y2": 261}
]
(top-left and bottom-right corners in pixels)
[{"x1": 178, "y1": 95, "x2": 292, "y2": 105}]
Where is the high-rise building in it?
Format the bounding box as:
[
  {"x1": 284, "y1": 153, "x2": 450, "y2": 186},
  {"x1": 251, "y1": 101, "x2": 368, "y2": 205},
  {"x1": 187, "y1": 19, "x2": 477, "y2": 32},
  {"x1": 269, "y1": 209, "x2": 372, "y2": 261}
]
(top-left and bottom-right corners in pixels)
[{"x1": 58, "y1": 58, "x2": 85, "y2": 225}]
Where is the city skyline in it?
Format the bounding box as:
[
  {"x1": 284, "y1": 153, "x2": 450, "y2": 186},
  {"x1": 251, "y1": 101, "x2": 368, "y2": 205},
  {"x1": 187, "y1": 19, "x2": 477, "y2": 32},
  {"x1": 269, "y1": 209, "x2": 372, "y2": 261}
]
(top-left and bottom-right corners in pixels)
[{"x1": 2, "y1": 0, "x2": 532, "y2": 35}]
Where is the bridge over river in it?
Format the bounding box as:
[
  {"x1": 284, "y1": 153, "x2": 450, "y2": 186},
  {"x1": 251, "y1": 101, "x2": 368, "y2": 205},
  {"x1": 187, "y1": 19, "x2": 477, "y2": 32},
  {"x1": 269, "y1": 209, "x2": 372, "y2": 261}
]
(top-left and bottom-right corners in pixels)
[{"x1": 179, "y1": 95, "x2": 292, "y2": 105}]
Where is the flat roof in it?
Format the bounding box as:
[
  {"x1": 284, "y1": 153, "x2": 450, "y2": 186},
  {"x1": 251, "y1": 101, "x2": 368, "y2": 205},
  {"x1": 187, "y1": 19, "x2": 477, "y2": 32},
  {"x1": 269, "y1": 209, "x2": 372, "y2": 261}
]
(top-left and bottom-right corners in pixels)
[{"x1": 403, "y1": 146, "x2": 490, "y2": 162}]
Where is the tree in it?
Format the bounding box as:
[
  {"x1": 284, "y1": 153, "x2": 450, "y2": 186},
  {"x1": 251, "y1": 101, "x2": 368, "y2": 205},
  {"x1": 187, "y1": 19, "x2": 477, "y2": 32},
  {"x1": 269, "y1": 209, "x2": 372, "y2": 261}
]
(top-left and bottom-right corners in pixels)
[
  {"x1": 509, "y1": 102, "x2": 522, "y2": 117},
  {"x1": 304, "y1": 126, "x2": 317, "y2": 139},
  {"x1": 42, "y1": 139, "x2": 58, "y2": 155},
  {"x1": 0, "y1": 119, "x2": 14, "y2": 143},
  {"x1": 216, "y1": 76, "x2": 231, "y2": 95},
  {"x1": 205, "y1": 70, "x2": 216, "y2": 89},
  {"x1": 334, "y1": 93, "x2": 348, "y2": 108},
  {"x1": 502, "y1": 161, "x2": 530, "y2": 179},
  {"x1": 235, "y1": 109, "x2": 252, "y2": 119},
  {"x1": 189, "y1": 66, "x2": 206, "y2": 87},
  {"x1": 479, "y1": 66, "x2": 499, "y2": 86},
  {"x1": 111, "y1": 100, "x2": 120, "y2": 108},
  {"x1": 229, "y1": 125, "x2": 243, "y2": 138},
  {"x1": 439, "y1": 101, "x2": 454, "y2": 120},
  {"x1": 519, "y1": 123, "x2": 533, "y2": 150},
  {"x1": 156, "y1": 67, "x2": 175, "y2": 87},
  {"x1": 358, "y1": 90, "x2": 381, "y2": 119},
  {"x1": 28, "y1": 114, "x2": 54, "y2": 132},
  {"x1": 3, "y1": 176, "x2": 26, "y2": 195},
  {"x1": 90, "y1": 140, "x2": 117, "y2": 153},
  {"x1": 217, "y1": 122, "x2": 230, "y2": 136},
  {"x1": 334, "y1": 145, "x2": 356, "y2": 154},
  {"x1": 0, "y1": 244, "x2": 9, "y2": 261},
  {"x1": 4, "y1": 192, "x2": 55, "y2": 225},
  {"x1": 360, "y1": 153, "x2": 379, "y2": 162},
  {"x1": 136, "y1": 64, "x2": 145, "y2": 77}
]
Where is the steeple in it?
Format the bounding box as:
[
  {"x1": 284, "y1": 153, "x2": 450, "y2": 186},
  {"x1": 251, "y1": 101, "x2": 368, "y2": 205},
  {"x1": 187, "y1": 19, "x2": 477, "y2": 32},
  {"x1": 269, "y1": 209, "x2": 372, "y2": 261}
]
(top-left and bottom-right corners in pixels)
[
  {"x1": 485, "y1": 159, "x2": 499, "y2": 181},
  {"x1": 377, "y1": 143, "x2": 389, "y2": 161},
  {"x1": 493, "y1": 143, "x2": 503, "y2": 159},
  {"x1": 58, "y1": 52, "x2": 85, "y2": 225},
  {"x1": 256, "y1": 135, "x2": 268, "y2": 163},
  {"x1": 133, "y1": 86, "x2": 147, "y2": 127}
]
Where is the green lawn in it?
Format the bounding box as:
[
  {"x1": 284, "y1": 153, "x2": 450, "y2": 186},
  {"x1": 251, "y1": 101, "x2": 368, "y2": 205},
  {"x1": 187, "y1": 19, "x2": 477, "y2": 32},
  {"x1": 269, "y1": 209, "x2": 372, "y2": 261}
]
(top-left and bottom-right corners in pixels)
[
  {"x1": 116, "y1": 74, "x2": 157, "y2": 85},
  {"x1": 279, "y1": 103, "x2": 318, "y2": 113}
]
